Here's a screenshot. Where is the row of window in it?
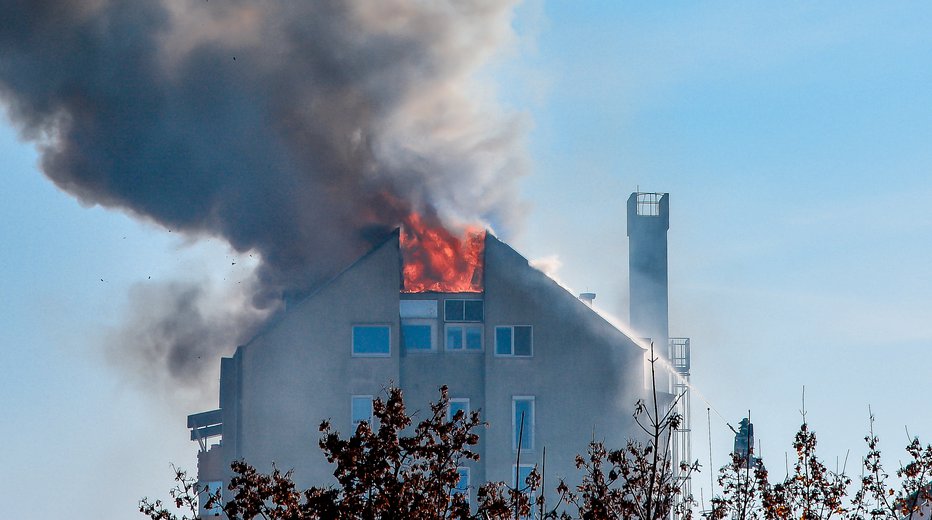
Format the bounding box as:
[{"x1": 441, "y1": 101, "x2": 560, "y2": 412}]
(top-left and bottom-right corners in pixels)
[
  {"x1": 352, "y1": 395, "x2": 472, "y2": 427},
  {"x1": 351, "y1": 395, "x2": 535, "y2": 452},
  {"x1": 200, "y1": 467, "x2": 534, "y2": 512},
  {"x1": 294, "y1": 394, "x2": 536, "y2": 511},
  {"x1": 401, "y1": 322, "x2": 485, "y2": 352},
  {"x1": 352, "y1": 324, "x2": 533, "y2": 356},
  {"x1": 452, "y1": 464, "x2": 537, "y2": 504},
  {"x1": 400, "y1": 299, "x2": 484, "y2": 321}
]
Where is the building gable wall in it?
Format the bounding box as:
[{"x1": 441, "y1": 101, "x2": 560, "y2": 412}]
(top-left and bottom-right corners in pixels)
[
  {"x1": 482, "y1": 234, "x2": 646, "y2": 485},
  {"x1": 214, "y1": 230, "x2": 649, "y2": 496},
  {"x1": 237, "y1": 232, "x2": 402, "y2": 488}
]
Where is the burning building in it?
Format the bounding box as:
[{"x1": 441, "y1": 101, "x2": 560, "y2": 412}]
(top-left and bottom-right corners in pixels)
[{"x1": 188, "y1": 193, "x2": 684, "y2": 513}]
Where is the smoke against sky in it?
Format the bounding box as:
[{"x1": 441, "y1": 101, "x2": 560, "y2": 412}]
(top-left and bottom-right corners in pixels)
[
  {"x1": 105, "y1": 276, "x2": 267, "y2": 403},
  {"x1": 5, "y1": 4, "x2": 932, "y2": 519},
  {"x1": 0, "y1": 1, "x2": 528, "y2": 389}
]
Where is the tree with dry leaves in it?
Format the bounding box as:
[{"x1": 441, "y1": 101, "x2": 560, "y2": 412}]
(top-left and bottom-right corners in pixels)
[
  {"x1": 142, "y1": 356, "x2": 932, "y2": 520},
  {"x1": 140, "y1": 385, "x2": 533, "y2": 520},
  {"x1": 555, "y1": 344, "x2": 697, "y2": 520},
  {"x1": 140, "y1": 349, "x2": 693, "y2": 520},
  {"x1": 705, "y1": 411, "x2": 932, "y2": 520}
]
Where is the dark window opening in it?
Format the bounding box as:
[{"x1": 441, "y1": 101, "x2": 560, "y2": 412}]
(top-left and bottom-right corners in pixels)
[{"x1": 445, "y1": 299, "x2": 483, "y2": 322}]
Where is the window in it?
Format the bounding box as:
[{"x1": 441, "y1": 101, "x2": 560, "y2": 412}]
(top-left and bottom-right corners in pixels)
[
  {"x1": 513, "y1": 464, "x2": 536, "y2": 493},
  {"x1": 352, "y1": 325, "x2": 390, "y2": 356},
  {"x1": 448, "y1": 398, "x2": 470, "y2": 421},
  {"x1": 351, "y1": 395, "x2": 373, "y2": 429},
  {"x1": 513, "y1": 397, "x2": 535, "y2": 451},
  {"x1": 400, "y1": 299, "x2": 438, "y2": 318},
  {"x1": 402, "y1": 320, "x2": 435, "y2": 352},
  {"x1": 202, "y1": 480, "x2": 223, "y2": 516},
  {"x1": 453, "y1": 467, "x2": 470, "y2": 499},
  {"x1": 445, "y1": 324, "x2": 483, "y2": 351},
  {"x1": 495, "y1": 326, "x2": 532, "y2": 357},
  {"x1": 512, "y1": 465, "x2": 536, "y2": 519},
  {"x1": 444, "y1": 299, "x2": 483, "y2": 322}
]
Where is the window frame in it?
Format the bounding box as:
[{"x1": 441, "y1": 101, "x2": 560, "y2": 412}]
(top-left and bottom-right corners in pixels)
[
  {"x1": 447, "y1": 398, "x2": 471, "y2": 422},
  {"x1": 512, "y1": 464, "x2": 537, "y2": 498},
  {"x1": 401, "y1": 319, "x2": 437, "y2": 353},
  {"x1": 399, "y1": 299, "x2": 438, "y2": 319},
  {"x1": 494, "y1": 325, "x2": 533, "y2": 357},
  {"x1": 512, "y1": 396, "x2": 535, "y2": 452},
  {"x1": 351, "y1": 324, "x2": 391, "y2": 357},
  {"x1": 351, "y1": 394, "x2": 374, "y2": 429},
  {"x1": 453, "y1": 466, "x2": 470, "y2": 504},
  {"x1": 202, "y1": 480, "x2": 223, "y2": 516},
  {"x1": 444, "y1": 323, "x2": 484, "y2": 352},
  {"x1": 444, "y1": 299, "x2": 484, "y2": 322}
]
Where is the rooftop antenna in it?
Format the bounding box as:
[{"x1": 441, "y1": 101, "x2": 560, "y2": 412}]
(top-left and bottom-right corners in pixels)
[
  {"x1": 707, "y1": 408, "x2": 715, "y2": 505},
  {"x1": 800, "y1": 385, "x2": 807, "y2": 423}
]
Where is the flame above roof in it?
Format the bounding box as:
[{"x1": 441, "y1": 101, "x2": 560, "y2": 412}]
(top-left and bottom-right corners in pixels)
[{"x1": 400, "y1": 213, "x2": 485, "y2": 293}]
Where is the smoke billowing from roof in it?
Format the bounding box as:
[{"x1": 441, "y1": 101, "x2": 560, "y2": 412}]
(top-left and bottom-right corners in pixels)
[{"x1": 1, "y1": 1, "x2": 527, "y2": 392}]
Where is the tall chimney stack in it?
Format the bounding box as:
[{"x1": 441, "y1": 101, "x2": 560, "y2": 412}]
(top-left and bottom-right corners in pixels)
[{"x1": 627, "y1": 192, "x2": 670, "y2": 355}]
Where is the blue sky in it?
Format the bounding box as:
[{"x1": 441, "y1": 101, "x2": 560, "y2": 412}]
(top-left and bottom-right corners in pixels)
[
  {"x1": 511, "y1": 1, "x2": 932, "y2": 504},
  {"x1": 2, "y1": 2, "x2": 932, "y2": 518}
]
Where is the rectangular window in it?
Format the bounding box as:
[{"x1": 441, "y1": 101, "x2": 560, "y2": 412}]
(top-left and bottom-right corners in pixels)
[
  {"x1": 202, "y1": 480, "x2": 223, "y2": 516},
  {"x1": 448, "y1": 398, "x2": 470, "y2": 421},
  {"x1": 445, "y1": 324, "x2": 483, "y2": 351},
  {"x1": 401, "y1": 321, "x2": 435, "y2": 352},
  {"x1": 351, "y1": 395, "x2": 373, "y2": 429},
  {"x1": 495, "y1": 326, "x2": 532, "y2": 357},
  {"x1": 444, "y1": 299, "x2": 484, "y2": 322},
  {"x1": 352, "y1": 325, "x2": 390, "y2": 356},
  {"x1": 464, "y1": 300, "x2": 483, "y2": 321},
  {"x1": 454, "y1": 467, "x2": 470, "y2": 501},
  {"x1": 513, "y1": 397, "x2": 535, "y2": 451},
  {"x1": 400, "y1": 299, "x2": 438, "y2": 318},
  {"x1": 513, "y1": 464, "x2": 535, "y2": 494}
]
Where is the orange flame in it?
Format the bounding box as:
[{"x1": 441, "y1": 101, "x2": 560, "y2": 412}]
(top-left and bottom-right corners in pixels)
[{"x1": 401, "y1": 213, "x2": 485, "y2": 293}]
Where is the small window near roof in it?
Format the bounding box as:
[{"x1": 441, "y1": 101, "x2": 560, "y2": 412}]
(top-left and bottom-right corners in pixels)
[
  {"x1": 445, "y1": 299, "x2": 483, "y2": 322},
  {"x1": 464, "y1": 300, "x2": 483, "y2": 321},
  {"x1": 400, "y1": 300, "x2": 438, "y2": 318}
]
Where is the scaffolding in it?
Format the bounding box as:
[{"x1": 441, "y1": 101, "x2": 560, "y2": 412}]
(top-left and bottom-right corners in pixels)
[{"x1": 669, "y1": 337, "x2": 692, "y2": 516}]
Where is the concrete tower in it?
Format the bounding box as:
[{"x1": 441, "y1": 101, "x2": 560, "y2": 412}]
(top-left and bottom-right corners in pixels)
[
  {"x1": 627, "y1": 192, "x2": 693, "y2": 516},
  {"x1": 626, "y1": 192, "x2": 670, "y2": 348}
]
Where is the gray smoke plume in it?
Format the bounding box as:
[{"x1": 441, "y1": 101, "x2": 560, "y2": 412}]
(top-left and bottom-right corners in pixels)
[
  {"x1": 105, "y1": 278, "x2": 268, "y2": 402},
  {"x1": 1, "y1": 1, "x2": 527, "y2": 390}
]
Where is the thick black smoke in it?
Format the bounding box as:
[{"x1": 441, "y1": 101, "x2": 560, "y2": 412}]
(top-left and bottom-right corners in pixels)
[{"x1": 1, "y1": 1, "x2": 527, "y2": 390}]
